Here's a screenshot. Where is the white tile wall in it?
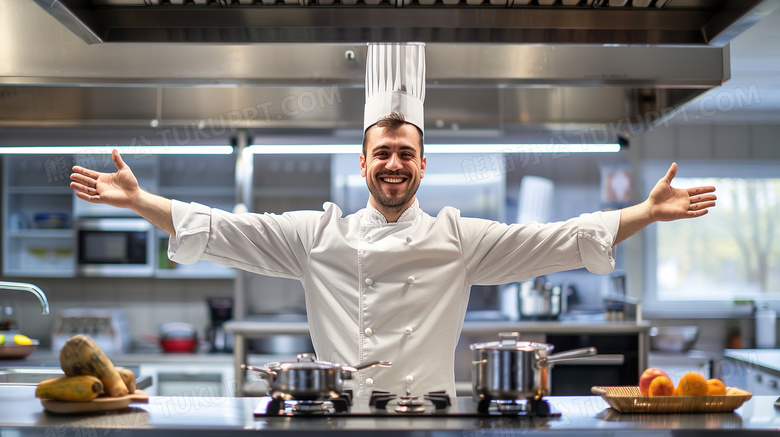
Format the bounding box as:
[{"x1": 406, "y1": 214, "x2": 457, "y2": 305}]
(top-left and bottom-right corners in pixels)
[
  {"x1": 713, "y1": 125, "x2": 751, "y2": 160},
  {"x1": 676, "y1": 125, "x2": 715, "y2": 160},
  {"x1": 751, "y1": 125, "x2": 780, "y2": 160}
]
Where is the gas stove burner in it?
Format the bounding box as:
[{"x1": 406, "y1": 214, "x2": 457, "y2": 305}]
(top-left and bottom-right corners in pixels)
[
  {"x1": 424, "y1": 391, "x2": 452, "y2": 410},
  {"x1": 257, "y1": 391, "x2": 352, "y2": 416},
  {"x1": 369, "y1": 389, "x2": 452, "y2": 414},
  {"x1": 284, "y1": 399, "x2": 337, "y2": 415},
  {"x1": 395, "y1": 392, "x2": 426, "y2": 414},
  {"x1": 476, "y1": 398, "x2": 560, "y2": 417}
]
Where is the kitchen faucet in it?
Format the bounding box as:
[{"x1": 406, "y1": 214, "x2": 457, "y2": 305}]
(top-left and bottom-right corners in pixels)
[{"x1": 0, "y1": 281, "x2": 50, "y2": 315}]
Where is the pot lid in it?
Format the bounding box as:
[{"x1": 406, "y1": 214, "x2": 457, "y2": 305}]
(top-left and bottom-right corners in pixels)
[
  {"x1": 469, "y1": 332, "x2": 554, "y2": 352},
  {"x1": 266, "y1": 353, "x2": 350, "y2": 371}
]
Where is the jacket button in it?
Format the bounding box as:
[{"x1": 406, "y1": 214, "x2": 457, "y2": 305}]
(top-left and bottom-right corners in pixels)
[
  {"x1": 366, "y1": 235, "x2": 372, "y2": 243},
  {"x1": 407, "y1": 276, "x2": 415, "y2": 284},
  {"x1": 365, "y1": 278, "x2": 374, "y2": 286},
  {"x1": 404, "y1": 375, "x2": 414, "y2": 384},
  {"x1": 405, "y1": 236, "x2": 413, "y2": 244},
  {"x1": 404, "y1": 326, "x2": 414, "y2": 335},
  {"x1": 365, "y1": 378, "x2": 374, "y2": 386},
  {"x1": 364, "y1": 327, "x2": 374, "y2": 337}
]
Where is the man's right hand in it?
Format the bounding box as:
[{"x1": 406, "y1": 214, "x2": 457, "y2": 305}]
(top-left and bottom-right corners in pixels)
[
  {"x1": 70, "y1": 149, "x2": 140, "y2": 209},
  {"x1": 70, "y1": 149, "x2": 176, "y2": 236}
]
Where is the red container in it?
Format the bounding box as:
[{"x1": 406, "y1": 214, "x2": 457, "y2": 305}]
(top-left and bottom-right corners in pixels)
[{"x1": 160, "y1": 338, "x2": 197, "y2": 353}]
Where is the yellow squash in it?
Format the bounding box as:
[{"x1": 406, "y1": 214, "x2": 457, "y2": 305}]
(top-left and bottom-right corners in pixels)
[
  {"x1": 59, "y1": 335, "x2": 128, "y2": 397},
  {"x1": 115, "y1": 367, "x2": 136, "y2": 394},
  {"x1": 35, "y1": 375, "x2": 104, "y2": 402}
]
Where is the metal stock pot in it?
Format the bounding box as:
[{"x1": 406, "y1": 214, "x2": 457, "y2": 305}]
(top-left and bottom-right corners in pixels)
[
  {"x1": 470, "y1": 332, "x2": 597, "y2": 401},
  {"x1": 242, "y1": 353, "x2": 391, "y2": 400}
]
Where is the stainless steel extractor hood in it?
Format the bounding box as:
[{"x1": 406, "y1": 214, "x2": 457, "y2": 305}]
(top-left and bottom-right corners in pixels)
[
  {"x1": 31, "y1": 0, "x2": 779, "y2": 45},
  {"x1": 0, "y1": 0, "x2": 777, "y2": 136}
]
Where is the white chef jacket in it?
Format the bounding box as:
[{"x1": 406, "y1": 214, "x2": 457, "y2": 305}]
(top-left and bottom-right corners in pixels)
[{"x1": 168, "y1": 199, "x2": 620, "y2": 399}]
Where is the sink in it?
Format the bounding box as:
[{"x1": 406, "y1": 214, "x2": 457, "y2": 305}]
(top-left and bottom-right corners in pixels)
[
  {"x1": 0, "y1": 367, "x2": 64, "y2": 384},
  {"x1": 0, "y1": 367, "x2": 152, "y2": 390}
]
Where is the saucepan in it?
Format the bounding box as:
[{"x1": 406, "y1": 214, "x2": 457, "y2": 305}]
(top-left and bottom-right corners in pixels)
[
  {"x1": 242, "y1": 353, "x2": 392, "y2": 400},
  {"x1": 471, "y1": 332, "x2": 597, "y2": 401},
  {"x1": 141, "y1": 322, "x2": 199, "y2": 353}
]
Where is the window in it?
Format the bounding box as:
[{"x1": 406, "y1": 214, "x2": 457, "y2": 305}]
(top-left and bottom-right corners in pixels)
[{"x1": 642, "y1": 161, "x2": 780, "y2": 314}]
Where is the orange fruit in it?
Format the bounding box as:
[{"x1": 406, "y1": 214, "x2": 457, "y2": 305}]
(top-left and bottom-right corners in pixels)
[
  {"x1": 648, "y1": 376, "x2": 675, "y2": 396},
  {"x1": 707, "y1": 378, "x2": 727, "y2": 395},
  {"x1": 676, "y1": 372, "x2": 709, "y2": 396}
]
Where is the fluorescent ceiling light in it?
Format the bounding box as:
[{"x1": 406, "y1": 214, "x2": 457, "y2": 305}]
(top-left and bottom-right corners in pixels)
[
  {"x1": 248, "y1": 143, "x2": 621, "y2": 154},
  {"x1": 0, "y1": 146, "x2": 234, "y2": 155}
]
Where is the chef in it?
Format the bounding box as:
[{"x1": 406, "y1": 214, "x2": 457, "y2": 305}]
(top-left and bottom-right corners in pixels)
[{"x1": 69, "y1": 43, "x2": 716, "y2": 400}]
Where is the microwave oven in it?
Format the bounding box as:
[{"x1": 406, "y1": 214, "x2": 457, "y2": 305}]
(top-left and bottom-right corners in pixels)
[{"x1": 77, "y1": 218, "x2": 156, "y2": 277}]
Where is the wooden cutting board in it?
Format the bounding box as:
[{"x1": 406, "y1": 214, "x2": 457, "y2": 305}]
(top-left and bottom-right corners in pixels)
[{"x1": 41, "y1": 390, "x2": 149, "y2": 414}]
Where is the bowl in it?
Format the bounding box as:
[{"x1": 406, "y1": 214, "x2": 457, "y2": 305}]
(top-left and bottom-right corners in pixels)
[
  {"x1": 0, "y1": 339, "x2": 39, "y2": 360},
  {"x1": 33, "y1": 213, "x2": 69, "y2": 229},
  {"x1": 649, "y1": 326, "x2": 699, "y2": 352}
]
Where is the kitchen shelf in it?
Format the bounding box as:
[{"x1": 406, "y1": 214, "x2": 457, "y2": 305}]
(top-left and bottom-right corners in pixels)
[
  {"x1": 6, "y1": 230, "x2": 74, "y2": 239},
  {"x1": 154, "y1": 268, "x2": 236, "y2": 279},
  {"x1": 159, "y1": 187, "x2": 235, "y2": 197},
  {"x1": 3, "y1": 154, "x2": 237, "y2": 279},
  {"x1": 253, "y1": 187, "x2": 330, "y2": 198},
  {"x1": 6, "y1": 187, "x2": 72, "y2": 195},
  {"x1": 3, "y1": 156, "x2": 76, "y2": 277},
  {"x1": 2, "y1": 268, "x2": 75, "y2": 277}
]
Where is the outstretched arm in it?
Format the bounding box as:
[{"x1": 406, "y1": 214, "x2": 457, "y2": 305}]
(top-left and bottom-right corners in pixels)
[
  {"x1": 70, "y1": 149, "x2": 175, "y2": 236},
  {"x1": 614, "y1": 163, "x2": 716, "y2": 245}
]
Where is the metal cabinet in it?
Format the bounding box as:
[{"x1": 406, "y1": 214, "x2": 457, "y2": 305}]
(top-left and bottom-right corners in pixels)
[
  {"x1": 749, "y1": 369, "x2": 780, "y2": 395},
  {"x1": 719, "y1": 352, "x2": 780, "y2": 395},
  {"x1": 137, "y1": 361, "x2": 235, "y2": 397},
  {"x1": 2, "y1": 154, "x2": 237, "y2": 279},
  {"x1": 2, "y1": 155, "x2": 76, "y2": 277},
  {"x1": 546, "y1": 333, "x2": 639, "y2": 396}
]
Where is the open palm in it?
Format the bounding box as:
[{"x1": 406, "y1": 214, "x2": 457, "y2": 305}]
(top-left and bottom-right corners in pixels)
[
  {"x1": 648, "y1": 163, "x2": 716, "y2": 221},
  {"x1": 70, "y1": 150, "x2": 141, "y2": 209}
]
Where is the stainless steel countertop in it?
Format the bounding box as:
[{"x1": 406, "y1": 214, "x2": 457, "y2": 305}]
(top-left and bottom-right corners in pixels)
[
  {"x1": 1, "y1": 385, "x2": 777, "y2": 436},
  {"x1": 224, "y1": 319, "x2": 652, "y2": 336},
  {"x1": 724, "y1": 349, "x2": 780, "y2": 377}
]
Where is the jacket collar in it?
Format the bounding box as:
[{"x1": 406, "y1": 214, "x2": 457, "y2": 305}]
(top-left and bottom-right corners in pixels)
[{"x1": 364, "y1": 198, "x2": 419, "y2": 224}]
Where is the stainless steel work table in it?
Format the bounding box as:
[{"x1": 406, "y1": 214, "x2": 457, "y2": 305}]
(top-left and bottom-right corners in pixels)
[
  {"x1": 224, "y1": 319, "x2": 652, "y2": 397},
  {"x1": 1, "y1": 385, "x2": 778, "y2": 436}
]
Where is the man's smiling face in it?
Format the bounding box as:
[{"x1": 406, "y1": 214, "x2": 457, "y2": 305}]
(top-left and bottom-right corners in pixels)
[{"x1": 360, "y1": 122, "x2": 426, "y2": 221}]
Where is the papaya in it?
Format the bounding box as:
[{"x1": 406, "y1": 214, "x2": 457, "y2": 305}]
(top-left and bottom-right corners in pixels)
[
  {"x1": 36, "y1": 375, "x2": 104, "y2": 402},
  {"x1": 115, "y1": 367, "x2": 136, "y2": 394},
  {"x1": 59, "y1": 335, "x2": 128, "y2": 397}
]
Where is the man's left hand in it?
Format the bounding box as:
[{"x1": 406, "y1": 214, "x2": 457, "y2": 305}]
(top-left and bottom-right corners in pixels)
[{"x1": 648, "y1": 162, "x2": 716, "y2": 222}]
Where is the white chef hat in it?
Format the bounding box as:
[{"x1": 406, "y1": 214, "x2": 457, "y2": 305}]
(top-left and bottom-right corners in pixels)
[{"x1": 363, "y1": 43, "x2": 426, "y2": 136}]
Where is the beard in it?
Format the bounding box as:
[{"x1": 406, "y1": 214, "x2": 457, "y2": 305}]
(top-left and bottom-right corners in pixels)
[{"x1": 366, "y1": 172, "x2": 420, "y2": 214}]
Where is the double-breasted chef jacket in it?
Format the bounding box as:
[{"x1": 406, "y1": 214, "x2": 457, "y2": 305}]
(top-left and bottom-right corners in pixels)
[{"x1": 169, "y1": 198, "x2": 620, "y2": 399}]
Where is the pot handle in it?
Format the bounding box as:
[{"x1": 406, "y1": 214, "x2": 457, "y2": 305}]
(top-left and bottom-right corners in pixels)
[
  {"x1": 540, "y1": 347, "x2": 597, "y2": 366},
  {"x1": 340, "y1": 360, "x2": 392, "y2": 379},
  {"x1": 498, "y1": 332, "x2": 520, "y2": 346},
  {"x1": 241, "y1": 364, "x2": 277, "y2": 378},
  {"x1": 351, "y1": 360, "x2": 392, "y2": 372},
  {"x1": 297, "y1": 353, "x2": 316, "y2": 362}
]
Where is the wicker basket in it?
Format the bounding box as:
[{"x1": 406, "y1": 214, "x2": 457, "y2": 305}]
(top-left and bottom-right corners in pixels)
[{"x1": 591, "y1": 386, "x2": 752, "y2": 413}]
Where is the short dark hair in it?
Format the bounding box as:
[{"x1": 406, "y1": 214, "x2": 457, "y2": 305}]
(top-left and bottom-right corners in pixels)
[{"x1": 362, "y1": 112, "x2": 424, "y2": 157}]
